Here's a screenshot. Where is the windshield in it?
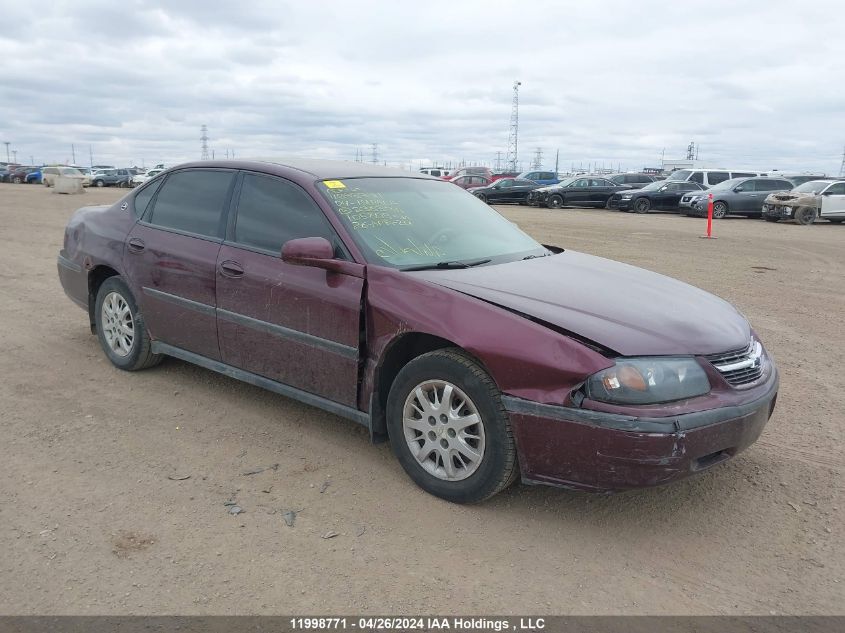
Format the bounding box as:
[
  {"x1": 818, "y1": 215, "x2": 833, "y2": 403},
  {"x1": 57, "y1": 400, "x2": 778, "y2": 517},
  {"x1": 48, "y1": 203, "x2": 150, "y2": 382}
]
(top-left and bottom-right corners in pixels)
[
  {"x1": 318, "y1": 178, "x2": 546, "y2": 269},
  {"x1": 793, "y1": 181, "x2": 830, "y2": 194},
  {"x1": 60, "y1": 168, "x2": 82, "y2": 176},
  {"x1": 666, "y1": 170, "x2": 691, "y2": 181}
]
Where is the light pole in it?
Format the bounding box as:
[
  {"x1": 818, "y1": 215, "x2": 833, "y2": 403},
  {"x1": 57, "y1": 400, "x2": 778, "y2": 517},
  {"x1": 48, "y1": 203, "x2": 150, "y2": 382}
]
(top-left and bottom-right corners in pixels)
[{"x1": 3, "y1": 142, "x2": 9, "y2": 163}]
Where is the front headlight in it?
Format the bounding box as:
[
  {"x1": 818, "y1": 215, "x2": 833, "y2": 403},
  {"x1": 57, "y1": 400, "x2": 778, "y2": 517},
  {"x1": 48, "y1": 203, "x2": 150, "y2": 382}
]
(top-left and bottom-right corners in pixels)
[
  {"x1": 585, "y1": 357, "x2": 710, "y2": 405},
  {"x1": 621, "y1": 194, "x2": 633, "y2": 199}
]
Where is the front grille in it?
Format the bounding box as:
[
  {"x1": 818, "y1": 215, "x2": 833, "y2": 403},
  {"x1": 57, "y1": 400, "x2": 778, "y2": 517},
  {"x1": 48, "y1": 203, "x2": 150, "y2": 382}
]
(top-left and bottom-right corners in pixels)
[{"x1": 705, "y1": 341, "x2": 764, "y2": 386}]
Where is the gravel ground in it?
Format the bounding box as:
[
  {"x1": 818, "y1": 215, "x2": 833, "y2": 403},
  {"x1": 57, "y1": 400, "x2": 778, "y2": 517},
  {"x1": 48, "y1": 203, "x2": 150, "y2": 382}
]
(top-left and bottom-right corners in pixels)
[{"x1": 0, "y1": 183, "x2": 842, "y2": 615}]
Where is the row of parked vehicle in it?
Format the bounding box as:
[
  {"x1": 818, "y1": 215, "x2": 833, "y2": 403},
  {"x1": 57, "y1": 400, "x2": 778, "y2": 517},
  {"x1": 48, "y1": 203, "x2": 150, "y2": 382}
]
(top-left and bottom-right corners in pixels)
[
  {"x1": 0, "y1": 163, "x2": 166, "y2": 188},
  {"x1": 440, "y1": 165, "x2": 843, "y2": 225}
]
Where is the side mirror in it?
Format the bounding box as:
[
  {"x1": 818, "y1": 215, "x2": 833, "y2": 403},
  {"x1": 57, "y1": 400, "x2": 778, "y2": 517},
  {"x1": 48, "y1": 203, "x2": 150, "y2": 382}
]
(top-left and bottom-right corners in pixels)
[
  {"x1": 734, "y1": 186, "x2": 744, "y2": 192},
  {"x1": 821, "y1": 190, "x2": 833, "y2": 196},
  {"x1": 281, "y1": 237, "x2": 336, "y2": 270}
]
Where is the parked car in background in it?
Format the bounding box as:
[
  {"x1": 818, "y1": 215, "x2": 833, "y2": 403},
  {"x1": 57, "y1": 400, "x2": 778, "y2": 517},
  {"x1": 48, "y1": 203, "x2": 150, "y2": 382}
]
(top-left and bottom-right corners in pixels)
[
  {"x1": 666, "y1": 168, "x2": 766, "y2": 188},
  {"x1": 450, "y1": 174, "x2": 491, "y2": 190},
  {"x1": 25, "y1": 169, "x2": 42, "y2": 184},
  {"x1": 762, "y1": 180, "x2": 845, "y2": 225},
  {"x1": 768, "y1": 173, "x2": 828, "y2": 186},
  {"x1": 516, "y1": 170, "x2": 558, "y2": 185},
  {"x1": 469, "y1": 178, "x2": 542, "y2": 204},
  {"x1": 91, "y1": 168, "x2": 133, "y2": 187},
  {"x1": 528, "y1": 176, "x2": 627, "y2": 208},
  {"x1": 0, "y1": 164, "x2": 21, "y2": 182},
  {"x1": 608, "y1": 173, "x2": 658, "y2": 189},
  {"x1": 490, "y1": 170, "x2": 520, "y2": 182},
  {"x1": 685, "y1": 177, "x2": 796, "y2": 219},
  {"x1": 445, "y1": 166, "x2": 493, "y2": 182},
  {"x1": 418, "y1": 167, "x2": 451, "y2": 178},
  {"x1": 42, "y1": 166, "x2": 90, "y2": 187},
  {"x1": 8, "y1": 166, "x2": 39, "y2": 184},
  {"x1": 131, "y1": 168, "x2": 164, "y2": 187},
  {"x1": 56, "y1": 159, "x2": 778, "y2": 502},
  {"x1": 609, "y1": 180, "x2": 705, "y2": 213}
]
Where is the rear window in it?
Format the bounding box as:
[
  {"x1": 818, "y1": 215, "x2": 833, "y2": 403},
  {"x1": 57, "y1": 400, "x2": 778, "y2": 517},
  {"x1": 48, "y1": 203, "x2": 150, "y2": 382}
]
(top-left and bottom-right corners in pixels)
[
  {"x1": 707, "y1": 172, "x2": 730, "y2": 185},
  {"x1": 148, "y1": 170, "x2": 234, "y2": 238}
]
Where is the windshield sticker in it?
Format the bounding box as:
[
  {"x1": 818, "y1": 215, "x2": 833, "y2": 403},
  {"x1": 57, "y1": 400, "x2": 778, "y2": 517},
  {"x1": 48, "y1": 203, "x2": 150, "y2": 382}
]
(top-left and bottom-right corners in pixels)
[{"x1": 323, "y1": 180, "x2": 346, "y2": 189}]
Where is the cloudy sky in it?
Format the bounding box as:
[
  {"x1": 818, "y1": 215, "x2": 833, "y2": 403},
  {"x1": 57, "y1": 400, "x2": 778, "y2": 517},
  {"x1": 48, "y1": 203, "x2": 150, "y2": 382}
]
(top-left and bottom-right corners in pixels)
[{"x1": 1, "y1": 0, "x2": 843, "y2": 173}]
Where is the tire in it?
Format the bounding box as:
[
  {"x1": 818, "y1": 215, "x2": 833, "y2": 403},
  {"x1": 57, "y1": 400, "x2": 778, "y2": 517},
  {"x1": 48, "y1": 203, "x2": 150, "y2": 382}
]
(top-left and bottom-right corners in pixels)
[
  {"x1": 12, "y1": 176, "x2": 21, "y2": 184},
  {"x1": 634, "y1": 198, "x2": 651, "y2": 213},
  {"x1": 547, "y1": 194, "x2": 563, "y2": 209},
  {"x1": 712, "y1": 201, "x2": 728, "y2": 219},
  {"x1": 94, "y1": 276, "x2": 162, "y2": 371},
  {"x1": 386, "y1": 348, "x2": 518, "y2": 503},
  {"x1": 474, "y1": 193, "x2": 487, "y2": 204},
  {"x1": 43, "y1": 180, "x2": 50, "y2": 187},
  {"x1": 795, "y1": 207, "x2": 816, "y2": 225},
  {"x1": 764, "y1": 217, "x2": 779, "y2": 223},
  {"x1": 94, "y1": 180, "x2": 105, "y2": 187}
]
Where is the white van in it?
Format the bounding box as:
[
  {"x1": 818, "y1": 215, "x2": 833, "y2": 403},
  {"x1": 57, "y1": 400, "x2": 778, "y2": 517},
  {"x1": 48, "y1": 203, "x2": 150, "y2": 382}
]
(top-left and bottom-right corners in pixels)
[
  {"x1": 667, "y1": 168, "x2": 766, "y2": 188},
  {"x1": 418, "y1": 167, "x2": 451, "y2": 178}
]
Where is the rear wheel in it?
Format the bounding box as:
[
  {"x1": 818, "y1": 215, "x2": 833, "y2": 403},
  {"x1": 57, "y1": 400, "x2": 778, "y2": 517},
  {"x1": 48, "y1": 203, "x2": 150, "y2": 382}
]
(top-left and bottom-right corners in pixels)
[
  {"x1": 12, "y1": 176, "x2": 21, "y2": 184},
  {"x1": 795, "y1": 207, "x2": 816, "y2": 225},
  {"x1": 474, "y1": 193, "x2": 487, "y2": 204},
  {"x1": 634, "y1": 198, "x2": 651, "y2": 213},
  {"x1": 386, "y1": 349, "x2": 518, "y2": 503},
  {"x1": 94, "y1": 277, "x2": 162, "y2": 371},
  {"x1": 94, "y1": 180, "x2": 105, "y2": 187},
  {"x1": 547, "y1": 194, "x2": 563, "y2": 209}
]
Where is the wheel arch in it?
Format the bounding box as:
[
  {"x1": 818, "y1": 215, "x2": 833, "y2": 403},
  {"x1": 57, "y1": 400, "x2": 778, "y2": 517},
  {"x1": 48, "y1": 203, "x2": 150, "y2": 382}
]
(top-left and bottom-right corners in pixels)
[
  {"x1": 88, "y1": 265, "x2": 121, "y2": 332},
  {"x1": 370, "y1": 332, "x2": 489, "y2": 440}
]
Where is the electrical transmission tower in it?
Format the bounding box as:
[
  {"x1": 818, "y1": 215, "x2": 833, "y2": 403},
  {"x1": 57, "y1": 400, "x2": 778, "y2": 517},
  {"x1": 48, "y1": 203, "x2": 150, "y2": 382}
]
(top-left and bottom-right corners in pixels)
[
  {"x1": 200, "y1": 125, "x2": 209, "y2": 160},
  {"x1": 686, "y1": 141, "x2": 696, "y2": 161},
  {"x1": 839, "y1": 145, "x2": 845, "y2": 177},
  {"x1": 371, "y1": 143, "x2": 379, "y2": 164},
  {"x1": 531, "y1": 147, "x2": 543, "y2": 170},
  {"x1": 494, "y1": 151, "x2": 503, "y2": 171},
  {"x1": 506, "y1": 80, "x2": 521, "y2": 172}
]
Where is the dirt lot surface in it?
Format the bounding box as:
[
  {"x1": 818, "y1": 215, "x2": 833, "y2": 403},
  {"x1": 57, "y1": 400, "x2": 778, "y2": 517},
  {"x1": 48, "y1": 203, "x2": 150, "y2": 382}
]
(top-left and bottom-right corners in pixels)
[{"x1": 0, "y1": 183, "x2": 842, "y2": 615}]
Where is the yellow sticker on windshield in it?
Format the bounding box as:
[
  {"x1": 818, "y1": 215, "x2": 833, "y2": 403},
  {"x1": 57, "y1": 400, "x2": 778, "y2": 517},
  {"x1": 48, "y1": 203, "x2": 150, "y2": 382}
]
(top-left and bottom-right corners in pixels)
[{"x1": 323, "y1": 180, "x2": 346, "y2": 189}]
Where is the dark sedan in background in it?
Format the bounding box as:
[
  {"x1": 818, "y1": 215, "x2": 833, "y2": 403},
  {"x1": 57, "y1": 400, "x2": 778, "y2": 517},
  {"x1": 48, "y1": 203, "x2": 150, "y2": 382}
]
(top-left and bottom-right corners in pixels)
[
  {"x1": 609, "y1": 180, "x2": 705, "y2": 213},
  {"x1": 608, "y1": 172, "x2": 658, "y2": 189},
  {"x1": 528, "y1": 176, "x2": 627, "y2": 208},
  {"x1": 469, "y1": 178, "x2": 542, "y2": 204}
]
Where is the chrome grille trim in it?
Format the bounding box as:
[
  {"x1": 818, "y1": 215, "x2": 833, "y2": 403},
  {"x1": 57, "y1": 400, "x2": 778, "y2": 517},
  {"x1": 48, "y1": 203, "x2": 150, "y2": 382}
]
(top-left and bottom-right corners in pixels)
[{"x1": 705, "y1": 341, "x2": 764, "y2": 386}]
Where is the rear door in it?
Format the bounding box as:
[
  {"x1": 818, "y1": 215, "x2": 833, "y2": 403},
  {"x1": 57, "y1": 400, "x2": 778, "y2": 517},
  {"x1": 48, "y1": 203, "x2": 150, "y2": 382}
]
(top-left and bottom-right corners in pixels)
[
  {"x1": 215, "y1": 172, "x2": 364, "y2": 407},
  {"x1": 123, "y1": 168, "x2": 235, "y2": 360}
]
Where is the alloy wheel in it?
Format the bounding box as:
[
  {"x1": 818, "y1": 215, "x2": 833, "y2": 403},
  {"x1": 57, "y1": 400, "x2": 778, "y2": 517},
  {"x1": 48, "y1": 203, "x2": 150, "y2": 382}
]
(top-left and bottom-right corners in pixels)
[{"x1": 101, "y1": 291, "x2": 135, "y2": 357}]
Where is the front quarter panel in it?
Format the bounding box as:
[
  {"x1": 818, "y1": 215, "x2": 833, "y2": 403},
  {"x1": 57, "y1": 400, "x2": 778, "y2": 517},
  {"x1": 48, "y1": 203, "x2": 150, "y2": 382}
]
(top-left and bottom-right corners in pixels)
[{"x1": 363, "y1": 266, "x2": 614, "y2": 408}]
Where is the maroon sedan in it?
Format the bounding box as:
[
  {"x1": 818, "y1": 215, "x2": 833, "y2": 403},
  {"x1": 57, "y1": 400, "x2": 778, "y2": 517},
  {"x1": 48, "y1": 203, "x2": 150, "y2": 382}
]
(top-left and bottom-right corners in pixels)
[{"x1": 57, "y1": 160, "x2": 778, "y2": 503}]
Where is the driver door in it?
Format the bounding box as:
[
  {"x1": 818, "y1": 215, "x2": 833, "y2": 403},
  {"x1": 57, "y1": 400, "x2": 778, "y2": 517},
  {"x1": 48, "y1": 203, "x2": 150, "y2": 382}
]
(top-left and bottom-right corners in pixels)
[
  {"x1": 215, "y1": 172, "x2": 364, "y2": 407},
  {"x1": 821, "y1": 182, "x2": 845, "y2": 219}
]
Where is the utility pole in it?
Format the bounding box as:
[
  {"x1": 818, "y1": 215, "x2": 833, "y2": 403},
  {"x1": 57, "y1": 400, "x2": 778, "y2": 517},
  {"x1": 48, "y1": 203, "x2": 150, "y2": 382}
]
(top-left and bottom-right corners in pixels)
[
  {"x1": 555, "y1": 149, "x2": 559, "y2": 174},
  {"x1": 3, "y1": 142, "x2": 9, "y2": 163},
  {"x1": 89, "y1": 145, "x2": 94, "y2": 169},
  {"x1": 371, "y1": 143, "x2": 379, "y2": 164},
  {"x1": 840, "y1": 145, "x2": 845, "y2": 177},
  {"x1": 71, "y1": 144, "x2": 76, "y2": 164},
  {"x1": 201, "y1": 125, "x2": 209, "y2": 160},
  {"x1": 12, "y1": 150, "x2": 17, "y2": 163},
  {"x1": 506, "y1": 80, "x2": 521, "y2": 172}
]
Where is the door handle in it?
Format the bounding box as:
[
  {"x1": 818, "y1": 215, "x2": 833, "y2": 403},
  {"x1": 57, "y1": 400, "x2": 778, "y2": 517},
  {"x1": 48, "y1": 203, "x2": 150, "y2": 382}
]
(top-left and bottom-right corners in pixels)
[
  {"x1": 127, "y1": 238, "x2": 145, "y2": 253},
  {"x1": 219, "y1": 260, "x2": 244, "y2": 278}
]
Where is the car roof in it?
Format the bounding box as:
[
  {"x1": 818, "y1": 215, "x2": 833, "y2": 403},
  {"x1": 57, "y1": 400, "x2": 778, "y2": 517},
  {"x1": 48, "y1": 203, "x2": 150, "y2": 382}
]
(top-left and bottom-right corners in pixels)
[{"x1": 172, "y1": 158, "x2": 437, "y2": 181}]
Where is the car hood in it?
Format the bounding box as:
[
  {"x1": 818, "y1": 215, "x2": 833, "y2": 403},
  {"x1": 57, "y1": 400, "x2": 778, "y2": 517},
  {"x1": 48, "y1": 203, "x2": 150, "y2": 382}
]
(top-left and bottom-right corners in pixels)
[
  {"x1": 413, "y1": 251, "x2": 750, "y2": 356},
  {"x1": 615, "y1": 188, "x2": 641, "y2": 195}
]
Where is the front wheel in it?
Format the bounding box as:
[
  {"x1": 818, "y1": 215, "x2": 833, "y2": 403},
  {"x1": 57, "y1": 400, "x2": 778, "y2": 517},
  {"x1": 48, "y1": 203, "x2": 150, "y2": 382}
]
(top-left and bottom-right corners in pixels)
[
  {"x1": 95, "y1": 277, "x2": 162, "y2": 371},
  {"x1": 634, "y1": 198, "x2": 651, "y2": 213},
  {"x1": 474, "y1": 193, "x2": 487, "y2": 204},
  {"x1": 795, "y1": 207, "x2": 816, "y2": 225},
  {"x1": 547, "y1": 194, "x2": 563, "y2": 209},
  {"x1": 386, "y1": 349, "x2": 518, "y2": 503},
  {"x1": 95, "y1": 180, "x2": 105, "y2": 187}
]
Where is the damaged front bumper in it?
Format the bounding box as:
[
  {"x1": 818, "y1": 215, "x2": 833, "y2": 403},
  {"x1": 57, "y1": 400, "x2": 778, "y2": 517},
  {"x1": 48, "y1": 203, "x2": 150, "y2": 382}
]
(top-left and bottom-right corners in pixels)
[{"x1": 502, "y1": 369, "x2": 778, "y2": 491}]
